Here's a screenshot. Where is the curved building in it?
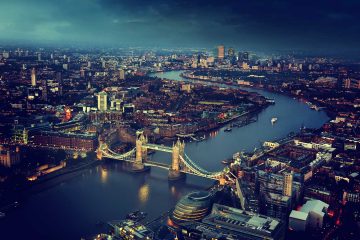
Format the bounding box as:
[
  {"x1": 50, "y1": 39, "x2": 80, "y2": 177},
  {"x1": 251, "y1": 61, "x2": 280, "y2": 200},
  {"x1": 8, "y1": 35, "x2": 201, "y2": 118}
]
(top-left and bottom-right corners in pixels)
[{"x1": 171, "y1": 191, "x2": 212, "y2": 224}]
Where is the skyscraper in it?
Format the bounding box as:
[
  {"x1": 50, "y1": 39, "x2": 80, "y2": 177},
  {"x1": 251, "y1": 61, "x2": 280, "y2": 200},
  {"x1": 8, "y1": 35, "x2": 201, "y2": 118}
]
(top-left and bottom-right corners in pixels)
[
  {"x1": 80, "y1": 68, "x2": 85, "y2": 78},
  {"x1": 41, "y1": 79, "x2": 47, "y2": 101},
  {"x1": 283, "y1": 172, "x2": 293, "y2": 197},
  {"x1": 31, "y1": 68, "x2": 36, "y2": 86},
  {"x1": 228, "y1": 47, "x2": 235, "y2": 57},
  {"x1": 238, "y1": 52, "x2": 249, "y2": 62},
  {"x1": 243, "y1": 52, "x2": 249, "y2": 61},
  {"x1": 56, "y1": 72, "x2": 63, "y2": 96},
  {"x1": 217, "y1": 45, "x2": 225, "y2": 59},
  {"x1": 344, "y1": 78, "x2": 351, "y2": 89},
  {"x1": 97, "y1": 91, "x2": 108, "y2": 111},
  {"x1": 119, "y1": 69, "x2": 125, "y2": 80}
]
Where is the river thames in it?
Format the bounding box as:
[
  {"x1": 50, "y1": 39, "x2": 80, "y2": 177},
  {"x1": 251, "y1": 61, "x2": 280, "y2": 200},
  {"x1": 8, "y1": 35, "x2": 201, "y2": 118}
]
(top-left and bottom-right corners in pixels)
[{"x1": 0, "y1": 71, "x2": 329, "y2": 240}]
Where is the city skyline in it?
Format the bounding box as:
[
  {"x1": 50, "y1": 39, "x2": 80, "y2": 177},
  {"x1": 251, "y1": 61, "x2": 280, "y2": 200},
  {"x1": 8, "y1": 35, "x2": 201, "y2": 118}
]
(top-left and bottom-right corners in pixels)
[
  {"x1": 1, "y1": 0, "x2": 360, "y2": 54},
  {"x1": 0, "y1": 1, "x2": 359, "y2": 240}
]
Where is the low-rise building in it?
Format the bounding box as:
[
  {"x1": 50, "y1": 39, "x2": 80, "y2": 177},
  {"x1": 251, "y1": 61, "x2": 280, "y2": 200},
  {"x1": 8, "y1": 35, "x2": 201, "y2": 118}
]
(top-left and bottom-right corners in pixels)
[{"x1": 289, "y1": 199, "x2": 329, "y2": 231}]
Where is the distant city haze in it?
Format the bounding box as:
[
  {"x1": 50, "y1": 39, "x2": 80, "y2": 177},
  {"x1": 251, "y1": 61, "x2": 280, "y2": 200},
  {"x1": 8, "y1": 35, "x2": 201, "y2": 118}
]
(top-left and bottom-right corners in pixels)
[{"x1": 0, "y1": 0, "x2": 360, "y2": 54}]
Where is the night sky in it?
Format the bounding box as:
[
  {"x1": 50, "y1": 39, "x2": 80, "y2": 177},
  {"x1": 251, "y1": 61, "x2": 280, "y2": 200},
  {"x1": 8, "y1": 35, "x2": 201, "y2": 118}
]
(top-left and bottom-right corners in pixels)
[{"x1": 1, "y1": 0, "x2": 360, "y2": 52}]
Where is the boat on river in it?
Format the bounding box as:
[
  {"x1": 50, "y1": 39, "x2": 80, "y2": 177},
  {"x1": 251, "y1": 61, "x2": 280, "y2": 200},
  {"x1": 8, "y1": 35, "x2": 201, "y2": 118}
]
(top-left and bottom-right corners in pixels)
[
  {"x1": 126, "y1": 210, "x2": 147, "y2": 222},
  {"x1": 271, "y1": 117, "x2": 278, "y2": 124},
  {"x1": 221, "y1": 159, "x2": 234, "y2": 165},
  {"x1": 224, "y1": 127, "x2": 232, "y2": 132}
]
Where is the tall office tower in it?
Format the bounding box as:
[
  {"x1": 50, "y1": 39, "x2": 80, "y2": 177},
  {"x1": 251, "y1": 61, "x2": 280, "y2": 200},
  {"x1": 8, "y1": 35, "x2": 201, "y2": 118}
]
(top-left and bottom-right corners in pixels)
[
  {"x1": 80, "y1": 68, "x2": 85, "y2": 78},
  {"x1": 283, "y1": 172, "x2": 293, "y2": 197},
  {"x1": 343, "y1": 78, "x2": 351, "y2": 89},
  {"x1": 63, "y1": 63, "x2": 69, "y2": 70},
  {"x1": 243, "y1": 52, "x2": 249, "y2": 61},
  {"x1": 31, "y1": 68, "x2": 37, "y2": 86},
  {"x1": 217, "y1": 45, "x2": 225, "y2": 59},
  {"x1": 97, "y1": 91, "x2": 108, "y2": 111},
  {"x1": 119, "y1": 69, "x2": 125, "y2": 80},
  {"x1": 56, "y1": 72, "x2": 63, "y2": 96},
  {"x1": 37, "y1": 53, "x2": 41, "y2": 61},
  {"x1": 228, "y1": 47, "x2": 235, "y2": 57},
  {"x1": 41, "y1": 79, "x2": 47, "y2": 101}
]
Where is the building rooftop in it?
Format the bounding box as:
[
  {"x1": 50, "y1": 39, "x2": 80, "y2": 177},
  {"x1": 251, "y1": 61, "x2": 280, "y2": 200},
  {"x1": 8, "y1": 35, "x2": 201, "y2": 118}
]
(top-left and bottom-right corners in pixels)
[
  {"x1": 290, "y1": 210, "x2": 309, "y2": 221},
  {"x1": 300, "y1": 199, "x2": 328, "y2": 217},
  {"x1": 202, "y1": 204, "x2": 283, "y2": 238}
]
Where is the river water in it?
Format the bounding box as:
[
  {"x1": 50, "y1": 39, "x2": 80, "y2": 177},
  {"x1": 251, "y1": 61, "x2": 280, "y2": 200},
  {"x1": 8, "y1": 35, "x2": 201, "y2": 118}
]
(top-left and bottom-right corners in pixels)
[{"x1": 0, "y1": 71, "x2": 329, "y2": 240}]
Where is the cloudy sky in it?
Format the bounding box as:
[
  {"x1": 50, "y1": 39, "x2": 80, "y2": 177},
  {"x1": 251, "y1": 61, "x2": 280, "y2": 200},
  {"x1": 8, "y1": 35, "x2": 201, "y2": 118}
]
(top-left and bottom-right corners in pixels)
[{"x1": 0, "y1": 0, "x2": 359, "y2": 52}]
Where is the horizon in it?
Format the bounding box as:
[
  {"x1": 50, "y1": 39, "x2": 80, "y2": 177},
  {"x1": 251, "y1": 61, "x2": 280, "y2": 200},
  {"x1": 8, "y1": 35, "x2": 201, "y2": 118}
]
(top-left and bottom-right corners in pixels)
[{"x1": 1, "y1": 0, "x2": 360, "y2": 55}]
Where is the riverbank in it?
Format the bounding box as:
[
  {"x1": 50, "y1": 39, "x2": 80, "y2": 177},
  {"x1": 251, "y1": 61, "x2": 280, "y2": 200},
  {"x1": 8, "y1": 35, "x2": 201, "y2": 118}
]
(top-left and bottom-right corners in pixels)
[
  {"x1": 149, "y1": 70, "x2": 272, "y2": 144},
  {"x1": 155, "y1": 108, "x2": 263, "y2": 145},
  {"x1": 0, "y1": 159, "x2": 100, "y2": 210},
  {"x1": 175, "y1": 70, "x2": 333, "y2": 121}
]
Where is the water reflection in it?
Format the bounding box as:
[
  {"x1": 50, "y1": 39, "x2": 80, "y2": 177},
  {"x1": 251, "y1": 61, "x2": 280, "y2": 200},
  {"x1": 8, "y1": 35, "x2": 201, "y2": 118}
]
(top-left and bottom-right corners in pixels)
[
  {"x1": 138, "y1": 183, "x2": 150, "y2": 204},
  {"x1": 100, "y1": 168, "x2": 108, "y2": 183},
  {"x1": 209, "y1": 130, "x2": 219, "y2": 138}
]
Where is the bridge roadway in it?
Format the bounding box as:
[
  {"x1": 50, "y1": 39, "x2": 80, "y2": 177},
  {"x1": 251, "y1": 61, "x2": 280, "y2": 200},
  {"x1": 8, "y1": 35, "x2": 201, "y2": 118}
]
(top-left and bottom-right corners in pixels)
[
  {"x1": 143, "y1": 143, "x2": 172, "y2": 153},
  {"x1": 102, "y1": 150, "x2": 220, "y2": 180}
]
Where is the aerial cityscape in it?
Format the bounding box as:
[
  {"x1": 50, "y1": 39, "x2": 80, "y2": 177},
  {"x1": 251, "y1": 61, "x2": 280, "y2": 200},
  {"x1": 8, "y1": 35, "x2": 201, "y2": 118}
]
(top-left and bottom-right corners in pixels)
[{"x1": 0, "y1": 1, "x2": 359, "y2": 240}]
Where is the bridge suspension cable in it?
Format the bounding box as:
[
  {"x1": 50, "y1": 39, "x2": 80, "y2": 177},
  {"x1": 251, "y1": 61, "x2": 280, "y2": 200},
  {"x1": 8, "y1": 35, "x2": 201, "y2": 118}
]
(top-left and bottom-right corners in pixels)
[
  {"x1": 102, "y1": 148, "x2": 136, "y2": 161},
  {"x1": 180, "y1": 154, "x2": 224, "y2": 179}
]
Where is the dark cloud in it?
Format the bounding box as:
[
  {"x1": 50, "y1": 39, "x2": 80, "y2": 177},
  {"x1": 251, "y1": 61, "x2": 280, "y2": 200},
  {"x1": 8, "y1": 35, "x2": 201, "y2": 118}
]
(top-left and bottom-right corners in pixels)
[{"x1": 0, "y1": 0, "x2": 359, "y2": 52}]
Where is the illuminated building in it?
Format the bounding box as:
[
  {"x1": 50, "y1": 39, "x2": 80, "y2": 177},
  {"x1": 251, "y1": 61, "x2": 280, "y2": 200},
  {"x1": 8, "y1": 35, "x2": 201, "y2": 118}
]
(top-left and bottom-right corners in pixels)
[
  {"x1": 64, "y1": 107, "x2": 72, "y2": 121},
  {"x1": 53, "y1": 113, "x2": 86, "y2": 132},
  {"x1": 228, "y1": 47, "x2": 235, "y2": 57},
  {"x1": 343, "y1": 78, "x2": 360, "y2": 89},
  {"x1": 0, "y1": 145, "x2": 21, "y2": 167},
  {"x1": 31, "y1": 68, "x2": 36, "y2": 86},
  {"x1": 119, "y1": 69, "x2": 125, "y2": 80},
  {"x1": 217, "y1": 45, "x2": 225, "y2": 59},
  {"x1": 110, "y1": 99, "x2": 123, "y2": 111},
  {"x1": 80, "y1": 68, "x2": 85, "y2": 78},
  {"x1": 196, "y1": 204, "x2": 285, "y2": 240},
  {"x1": 31, "y1": 131, "x2": 98, "y2": 151},
  {"x1": 2, "y1": 51, "x2": 9, "y2": 58},
  {"x1": 56, "y1": 72, "x2": 63, "y2": 96},
  {"x1": 41, "y1": 79, "x2": 47, "y2": 101},
  {"x1": 111, "y1": 219, "x2": 154, "y2": 240},
  {"x1": 289, "y1": 199, "x2": 329, "y2": 231},
  {"x1": 181, "y1": 84, "x2": 191, "y2": 93},
  {"x1": 97, "y1": 91, "x2": 108, "y2": 111},
  {"x1": 171, "y1": 191, "x2": 212, "y2": 224},
  {"x1": 283, "y1": 172, "x2": 293, "y2": 197}
]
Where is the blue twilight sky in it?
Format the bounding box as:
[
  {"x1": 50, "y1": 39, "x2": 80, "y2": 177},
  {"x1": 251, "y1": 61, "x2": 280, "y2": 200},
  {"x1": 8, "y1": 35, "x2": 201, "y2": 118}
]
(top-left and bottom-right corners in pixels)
[{"x1": 0, "y1": 0, "x2": 359, "y2": 53}]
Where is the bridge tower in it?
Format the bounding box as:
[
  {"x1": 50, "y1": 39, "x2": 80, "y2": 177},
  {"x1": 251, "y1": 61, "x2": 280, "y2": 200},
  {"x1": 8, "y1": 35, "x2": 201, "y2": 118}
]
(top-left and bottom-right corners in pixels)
[
  {"x1": 96, "y1": 138, "x2": 106, "y2": 160},
  {"x1": 169, "y1": 138, "x2": 185, "y2": 180},
  {"x1": 134, "y1": 130, "x2": 147, "y2": 171}
]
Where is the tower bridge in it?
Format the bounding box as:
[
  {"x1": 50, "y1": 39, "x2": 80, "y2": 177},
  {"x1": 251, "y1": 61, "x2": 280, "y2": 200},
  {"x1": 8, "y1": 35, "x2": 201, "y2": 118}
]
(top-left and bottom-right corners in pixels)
[{"x1": 97, "y1": 130, "x2": 230, "y2": 181}]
